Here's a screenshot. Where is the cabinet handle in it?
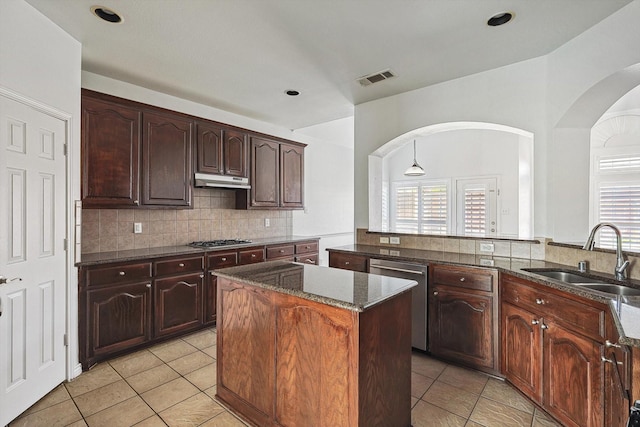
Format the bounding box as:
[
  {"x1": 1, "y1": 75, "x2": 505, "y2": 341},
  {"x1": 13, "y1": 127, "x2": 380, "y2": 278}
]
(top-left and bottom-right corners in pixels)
[
  {"x1": 605, "y1": 340, "x2": 622, "y2": 349},
  {"x1": 305, "y1": 246, "x2": 310, "y2": 249},
  {"x1": 119, "y1": 271, "x2": 126, "y2": 276},
  {"x1": 210, "y1": 271, "x2": 215, "y2": 276},
  {"x1": 146, "y1": 284, "x2": 151, "y2": 288},
  {"x1": 535, "y1": 298, "x2": 545, "y2": 305},
  {"x1": 178, "y1": 263, "x2": 185, "y2": 267},
  {"x1": 199, "y1": 274, "x2": 204, "y2": 278},
  {"x1": 540, "y1": 323, "x2": 549, "y2": 330},
  {"x1": 601, "y1": 356, "x2": 623, "y2": 365},
  {"x1": 433, "y1": 291, "x2": 439, "y2": 296},
  {"x1": 345, "y1": 261, "x2": 350, "y2": 265},
  {"x1": 531, "y1": 319, "x2": 540, "y2": 325},
  {"x1": 459, "y1": 277, "x2": 466, "y2": 282},
  {"x1": 221, "y1": 257, "x2": 227, "y2": 261},
  {"x1": 279, "y1": 249, "x2": 285, "y2": 253},
  {"x1": 251, "y1": 254, "x2": 256, "y2": 258},
  {"x1": 305, "y1": 259, "x2": 313, "y2": 263},
  {"x1": 177, "y1": 281, "x2": 198, "y2": 287},
  {"x1": 134, "y1": 200, "x2": 139, "y2": 206}
]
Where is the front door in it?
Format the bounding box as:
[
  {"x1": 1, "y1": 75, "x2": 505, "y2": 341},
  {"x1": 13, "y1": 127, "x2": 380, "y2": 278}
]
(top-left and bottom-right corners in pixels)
[{"x1": 0, "y1": 95, "x2": 68, "y2": 425}]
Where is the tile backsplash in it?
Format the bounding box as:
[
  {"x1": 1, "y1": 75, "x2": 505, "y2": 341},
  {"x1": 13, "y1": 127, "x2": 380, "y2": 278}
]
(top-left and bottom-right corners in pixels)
[
  {"x1": 81, "y1": 188, "x2": 292, "y2": 254},
  {"x1": 356, "y1": 229, "x2": 640, "y2": 280}
]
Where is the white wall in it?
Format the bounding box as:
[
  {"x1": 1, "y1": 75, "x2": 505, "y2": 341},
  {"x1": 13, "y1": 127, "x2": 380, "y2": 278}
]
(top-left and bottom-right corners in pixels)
[
  {"x1": 0, "y1": 0, "x2": 82, "y2": 376},
  {"x1": 355, "y1": 0, "x2": 640, "y2": 242}
]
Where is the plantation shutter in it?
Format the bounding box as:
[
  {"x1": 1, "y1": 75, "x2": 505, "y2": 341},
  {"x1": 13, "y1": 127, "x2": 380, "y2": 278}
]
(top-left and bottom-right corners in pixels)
[
  {"x1": 598, "y1": 184, "x2": 640, "y2": 251},
  {"x1": 463, "y1": 187, "x2": 487, "y2": 236},
  {"x1": 395, "y1": 185, "x2": 419, "y2": 233},
  {"x1": 421, "y1": 184, "x2": 447, "y2": 234}
]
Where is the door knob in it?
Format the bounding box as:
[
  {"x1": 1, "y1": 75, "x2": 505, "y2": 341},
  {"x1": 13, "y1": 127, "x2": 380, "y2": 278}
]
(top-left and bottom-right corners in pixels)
[{"x1": 0, "y1": 276, "x2": 22, "y2": 285}]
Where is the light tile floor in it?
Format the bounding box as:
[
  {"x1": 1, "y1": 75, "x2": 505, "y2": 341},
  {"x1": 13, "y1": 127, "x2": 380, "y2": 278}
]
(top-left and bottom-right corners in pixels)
[{"x1": 10, "y1": 328, "x2": 561, "y2": 427}]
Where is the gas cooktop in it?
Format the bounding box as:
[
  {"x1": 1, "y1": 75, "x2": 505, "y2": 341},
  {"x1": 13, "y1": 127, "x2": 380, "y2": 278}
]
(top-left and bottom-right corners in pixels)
[{"x1": 188, "y1": 239, "x2": 252, "y2": 248}]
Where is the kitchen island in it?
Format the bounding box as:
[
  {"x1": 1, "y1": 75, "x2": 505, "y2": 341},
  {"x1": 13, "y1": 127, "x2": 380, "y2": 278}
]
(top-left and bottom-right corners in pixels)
[{"x1": 214, "y1": 261, "x2": 417, "y2": 427}]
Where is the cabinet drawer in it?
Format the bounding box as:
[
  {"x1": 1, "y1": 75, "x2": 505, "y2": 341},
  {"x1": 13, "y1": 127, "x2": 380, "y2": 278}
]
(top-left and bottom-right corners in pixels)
[
  {"x1": 329, "y1": 253, "x2": 368, "y2": 272},
  {"x1": 295, "y1": 241, "x2": 318, "y2": 254},
  {"x1": 239, "y1": 248, "x2": 265, "y2": 264},
  {"x1": 431, "y1": 264, "x2": 494, "y2": 292},
  {"x1": 266, "y1": 244, "x2": 295, "y2": 259},
  {"x1": 502, "y1": 275, "x2": 605, "y2": 340},
  {"x1": 86, "y1": 262, "x2": 152, "y2": 287},
  {"x1": 295, "y1": 254, "x2": 318, "y2": 265},
  {"x1": 207, "y1": 251, "x2": 238, "y2": 269},
  {"x1": 154, "y1": 256, "x2": 203, "y2": 277}
]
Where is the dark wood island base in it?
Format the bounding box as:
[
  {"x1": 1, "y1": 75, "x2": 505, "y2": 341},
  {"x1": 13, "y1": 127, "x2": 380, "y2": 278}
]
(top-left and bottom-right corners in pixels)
[{"x1": 215, "y1": 262, "x2": 416, "y2": 427}]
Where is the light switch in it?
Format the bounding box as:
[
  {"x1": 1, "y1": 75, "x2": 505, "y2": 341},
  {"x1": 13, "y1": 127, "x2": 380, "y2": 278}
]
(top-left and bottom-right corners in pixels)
[{"x1": 134, "y1": 223, "x2": 142, "y2": 234}]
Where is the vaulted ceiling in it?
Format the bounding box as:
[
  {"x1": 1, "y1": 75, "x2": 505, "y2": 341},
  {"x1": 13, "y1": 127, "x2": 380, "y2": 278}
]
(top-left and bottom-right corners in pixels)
[{"x1": 24, "y1": 0, "x2": 632, "y2": 129}]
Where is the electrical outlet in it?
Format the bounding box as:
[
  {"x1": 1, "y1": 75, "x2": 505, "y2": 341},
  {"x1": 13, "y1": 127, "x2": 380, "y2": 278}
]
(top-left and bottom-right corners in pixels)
[
  {"x1": 265, "y1": 218, "x2": 270, "y2": 227},
  {"x1": 134, "y1": 223, "x2": 142, "y2": 234},
  {"x1": 390, "y1": 250, "x2": 400, "y2": 256},
  {"x1": 389, "y1": 236, "x2": 400, "y2": 244},
  {"x1": 479, "y1": 243, "x2": 494, "y2": 253},
  {"x1": 479, "y1": 258, "x2": 495, "y2": 267},
  {"x1": 379, "y1": 236, "x2": 390, "y2": 244}
]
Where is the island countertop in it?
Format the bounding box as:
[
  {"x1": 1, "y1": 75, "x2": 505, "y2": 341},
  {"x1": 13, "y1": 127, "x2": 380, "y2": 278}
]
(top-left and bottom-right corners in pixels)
[{"x1": 214, "y1": 260, "x2": 417, "y2": 312}]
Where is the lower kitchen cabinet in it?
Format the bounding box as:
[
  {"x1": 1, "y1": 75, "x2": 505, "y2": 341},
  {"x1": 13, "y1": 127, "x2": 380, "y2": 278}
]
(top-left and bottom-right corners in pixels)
[
  {"x1": 501, "y1": 273, "x2": 606, "y2": 427},
  {"x1": 86, "y1": 282, "x2": 153, "y2": 361},
  {"x1": 604, "y1": 312, "x2": 631, "y2": 427},
  {"x1": 428, "y1": 264, "x2": 499, "y2": 374},
  {"x1": 154, "y1": 272, "x2": 204, "y2": 338}
]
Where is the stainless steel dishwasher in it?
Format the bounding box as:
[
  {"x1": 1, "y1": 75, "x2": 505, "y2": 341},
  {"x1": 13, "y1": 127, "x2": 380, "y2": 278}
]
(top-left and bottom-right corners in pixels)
[{"x1": 369, "y1": 258, "x2": 428, "y2": 351}]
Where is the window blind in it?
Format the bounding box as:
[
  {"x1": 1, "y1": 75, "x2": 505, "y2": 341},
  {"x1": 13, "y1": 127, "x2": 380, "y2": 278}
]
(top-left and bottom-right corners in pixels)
[{"x1": 598, "y1": 184, "x2": 640, "y2": 251}]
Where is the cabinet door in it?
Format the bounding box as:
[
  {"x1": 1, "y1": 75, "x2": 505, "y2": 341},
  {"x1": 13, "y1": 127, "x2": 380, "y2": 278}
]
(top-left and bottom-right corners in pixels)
[
  {"x1": 250, "y1": 137, "x2": 279, "y2": 207},
  {"x1": 224, "y1": 129, "x2": 247, "y2": 177},
  {"x1": 429, "y1": 286, "x2": 495, "y2": 371},
  {"x1": 81, "y1": 95, "x2": 141, "y2": 208},
  {"x1": 502, "y1": 302, "x2": 543, "y2": 403},
  {"x1": 196, "y1": 121, "x2": 223, "y2": 175},
  {"x1": 142, "y1": 112, "x2": 193, "y2": 206},
  {"x1": 604, "y1": 347, "x2": 630, "y2": 427},
  {"x1": 154, "y1": 272, "x2": 203, "y2": 338},
  {"x1": 328, "y1": 252, "x2": 368, "y2": 272},
  {"x1": 87, "y1": 282, "x2": 152, "y2": 358},
  {"x1": 204, "y1": 271, "x2": 217, "y2": 325},
  {"x1": 280, "y1": 143, "x2": 304, "y2": 209},
  {"x1": 217, "y1": 280, "x2": 276, "y2": 426},
  {"x1": 543, "y1": 322, "x2": 603, "y2": 427}
]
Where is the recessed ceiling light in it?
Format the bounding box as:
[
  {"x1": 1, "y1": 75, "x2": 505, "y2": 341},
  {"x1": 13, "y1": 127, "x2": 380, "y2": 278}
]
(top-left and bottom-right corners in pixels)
[
  {"x1": 285, "y1": 90, "x2": 300, "y2": 96},
  {"x1": 487, "y1": 12, "x2": 513, "y2": 27},
  {"x1": 91, "y1": 6, "x2": 123, "y2": 23}
]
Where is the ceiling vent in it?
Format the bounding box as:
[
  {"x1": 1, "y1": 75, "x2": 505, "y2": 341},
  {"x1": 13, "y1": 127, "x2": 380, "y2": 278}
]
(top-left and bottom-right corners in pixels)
[{"x1": 357, "y1": 69, "x2": 396, "y2": 87}]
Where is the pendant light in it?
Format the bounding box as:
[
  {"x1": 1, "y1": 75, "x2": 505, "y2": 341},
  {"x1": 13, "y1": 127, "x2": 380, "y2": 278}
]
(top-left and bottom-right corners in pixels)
[{"x1": 404, "y1": 140, "x2": 425, "y2": 176}]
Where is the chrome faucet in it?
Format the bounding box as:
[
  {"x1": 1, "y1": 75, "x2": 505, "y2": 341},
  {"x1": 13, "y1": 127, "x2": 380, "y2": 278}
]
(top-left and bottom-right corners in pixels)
[{"x1": 583, "y1": 223, "x2": 630, "y2": 280}]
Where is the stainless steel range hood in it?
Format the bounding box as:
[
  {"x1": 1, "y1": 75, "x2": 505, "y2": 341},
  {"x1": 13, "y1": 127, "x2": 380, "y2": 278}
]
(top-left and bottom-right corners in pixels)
[{"x1": 194, "y1": 173, "x2": 251, "y2": 189}]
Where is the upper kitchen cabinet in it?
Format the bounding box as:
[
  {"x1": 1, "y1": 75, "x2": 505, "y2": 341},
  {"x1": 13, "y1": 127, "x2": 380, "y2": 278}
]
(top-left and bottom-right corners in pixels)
[
  {"x1": 81, "y1": 93, "x2": 142, "y2": 208},
  {"x1": 196, "y1": 121, "x2": 248, "y2": 177},
  {"x1": 142, "y1": 112, "x2": 193, "y2": 207},
  {"x1": 81, "y1": 90, "x2": 193, "y2": 208},
  {"x1": 236, "y1": 136, "x2": 305, "y2": 210}
]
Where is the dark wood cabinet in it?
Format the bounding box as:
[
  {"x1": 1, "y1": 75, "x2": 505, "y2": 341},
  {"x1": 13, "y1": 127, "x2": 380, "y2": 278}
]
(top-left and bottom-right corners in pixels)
[
  {"x1": 81, "y1": 95, "x2": 141, "y2": 208},
  {"x1": 428, "y1": 264, "x2": 499, "y2": 374},
  {"x1": 154, "y1": 272, "x2": 203, "y2": 338},
  {"x1": 604, "y1": 314, "x2": 631, "y2": 427},
  {"x1": 204, "y1": 250, "x2": 239, "y2": 325},
  {"x1": 501, "y1": 273, "x2": 605, "y2": 427},
  {"x1": 86, "y1": 281, "x2": 152, "y2": 362},
  {"x1": 237, "y1": 136, "x2": 305, "y2": 210},
  {"x1": 280, "y1": 143, "x2": 304, "y2": 209},
  {"x1": 502, "y1": 302, "x2": 542, "y2": 403},
  {"x1": 328, "y1": 252, "x2": 369, "y2": 272},
  {"x1": 82, "y1": 90, "x2": 193, "y2": 209},
  {"x1": 142, "y1": 111, "x2": 193, "y2": 206},
  {"x1": 196, "y1": 121, "x2": 247, "y2": 177}
]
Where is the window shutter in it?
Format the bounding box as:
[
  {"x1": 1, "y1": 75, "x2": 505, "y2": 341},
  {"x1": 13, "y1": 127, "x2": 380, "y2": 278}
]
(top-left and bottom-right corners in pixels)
[
  {"x1": 598, "y1": 184, "x2": 640, "y2": 251},
  {"x1": 463, "y1": 187, "x2": 487, "y2": 236},
  {"x1": 395, "y1": 185, "x2": 419, "y2": 233},
  {"x1": 421, "y1": 184, "x2": 447, "y2": 234}
]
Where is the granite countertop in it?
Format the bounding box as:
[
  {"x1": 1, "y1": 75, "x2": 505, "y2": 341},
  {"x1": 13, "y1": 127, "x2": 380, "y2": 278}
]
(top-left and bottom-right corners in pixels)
[
  {"x1": 214, "y1": 261, "x2": 417, "y2": 312},
  {"x1": 77, "y1": 236, "x2": 320, "y2": 266},
  {"x1": 328, "y1": 244, "x2": 640, "y2": 347}
]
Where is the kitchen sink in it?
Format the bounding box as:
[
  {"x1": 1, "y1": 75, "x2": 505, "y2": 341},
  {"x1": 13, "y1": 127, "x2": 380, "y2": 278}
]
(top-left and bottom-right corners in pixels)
[
  {"x1": 578, "y1": 283, "x2": 640, "y2": 296},
  {"x1": 522, "y1": 269, "x2": 608, "y2": 284}
]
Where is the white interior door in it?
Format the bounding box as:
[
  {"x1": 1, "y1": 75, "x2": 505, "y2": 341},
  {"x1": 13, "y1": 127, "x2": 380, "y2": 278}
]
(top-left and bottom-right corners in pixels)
[{"x1": 0, "y1": 95, "x2": 67, "y2": 425}]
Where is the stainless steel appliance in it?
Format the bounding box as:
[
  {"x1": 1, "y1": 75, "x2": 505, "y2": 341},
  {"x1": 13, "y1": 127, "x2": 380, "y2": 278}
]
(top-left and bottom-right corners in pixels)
[
  {"x1": 188, "y1": 239, "x2": 252, "y2": 248},
  {"x1": 369, "y1": 258, "x2": 428, "y2": 351}
]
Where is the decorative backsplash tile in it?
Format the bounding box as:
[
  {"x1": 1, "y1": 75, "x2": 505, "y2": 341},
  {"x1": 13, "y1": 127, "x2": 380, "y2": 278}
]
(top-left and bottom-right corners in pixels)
[{"x1": 80, "y1": 188, "x2": 292, "y2": 254}]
